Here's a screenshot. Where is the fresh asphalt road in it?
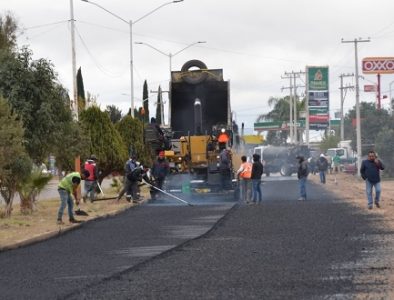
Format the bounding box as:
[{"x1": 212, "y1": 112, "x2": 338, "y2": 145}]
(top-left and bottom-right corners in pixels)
[{"x1": 0, "y1": 175, "x2": 391, "y2": 299}]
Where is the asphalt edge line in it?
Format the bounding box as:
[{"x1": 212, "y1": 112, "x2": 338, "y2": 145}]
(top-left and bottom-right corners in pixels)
[
  {"x1": 0, "y1": 201, "x2": 145, "y2": 253},
  {"x1": 60, "y1": 202, "x2": 238, "y2": 300}
]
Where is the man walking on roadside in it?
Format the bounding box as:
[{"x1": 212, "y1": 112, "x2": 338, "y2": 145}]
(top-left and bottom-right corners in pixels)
[
  {"x1": 297, "y1": 155, "x2": 308, "y2": 201},
  {"x1": 237, "y1": 155, "x2": 252, "y2": 204},
  {"x1": 360, "y1": 150, "x2": 385, "y2": 209},
  {"x1": 251, "y1": 153, "x2": 264, "y2": 204},
  {"x1": 316, "y1": 153, "x2": 328, "y2": 184},
  {"x1": 57, "y1": 170, "x2": 90, "y2": 225}
]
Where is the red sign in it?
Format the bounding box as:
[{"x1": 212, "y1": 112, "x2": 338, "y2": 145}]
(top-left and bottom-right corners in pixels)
[
  {"x1": 364, "y1": 84, "x2": 376, "y2": 92},
  {"x1": 309, "y1": 115, "x2": 329, "y2": 122},
  {"x1": 362, "y1": 57, "x2": 394, "y2": 74}
]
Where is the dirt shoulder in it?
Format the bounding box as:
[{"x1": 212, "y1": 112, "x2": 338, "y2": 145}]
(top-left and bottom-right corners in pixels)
[
  {"x1": 308, "y1": 171, "x2": 394, "y2": 297},
  {"x1": 0, "y1": 184, "x2": 150, "y2": 251}
]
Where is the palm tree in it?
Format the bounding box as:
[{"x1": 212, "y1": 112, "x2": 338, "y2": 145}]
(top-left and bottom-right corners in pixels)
[{"x1": 256, "y1": 96, "x2": 306, "y2": 145}]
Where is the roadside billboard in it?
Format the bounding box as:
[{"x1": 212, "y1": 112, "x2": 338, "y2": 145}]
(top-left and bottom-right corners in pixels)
[
  {"x1": 306, "y1": 66, "x2": 329, "y2": 129},
  {"x1": 362, "y1": 57, "x2": 394, "y2": 74}
]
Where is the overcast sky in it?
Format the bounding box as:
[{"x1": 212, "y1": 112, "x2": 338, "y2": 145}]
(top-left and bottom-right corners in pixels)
[{"x1": 3, "y1": 0, "x2": 394, "y2": 137}]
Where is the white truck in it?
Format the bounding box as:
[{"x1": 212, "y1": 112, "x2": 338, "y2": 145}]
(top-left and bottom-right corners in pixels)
[{"x1": 326, "y1": 140, "x2": 356, "y2": 172}]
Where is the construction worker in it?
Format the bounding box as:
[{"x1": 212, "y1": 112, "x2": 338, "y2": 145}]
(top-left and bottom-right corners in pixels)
[
  {"x1": 82, "y1": 154, "x2": 99, "y2": 203},
  {"x1": 236, "y1": 155, "x2": 252, "y2": 204},
  {"x1": 151, "y1": 151, "x2": 170, "y2": 200},
  {"x1": 219, "y1": 148, "x2": 232, "y2": 190},
  {"x1": 57, "y1": 170, "x2": 90, "y2": 225},
  {"x1": 117, "y1": 155, "x2": 137, "y2": 202},
  {"x1": 217, "y1": 128, "x2": 230, "y2": 150}
]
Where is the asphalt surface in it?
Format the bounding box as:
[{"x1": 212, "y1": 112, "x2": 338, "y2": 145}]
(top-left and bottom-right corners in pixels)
[{"x1": 0, "y1": 176, "x2": 391, "y2": 299}]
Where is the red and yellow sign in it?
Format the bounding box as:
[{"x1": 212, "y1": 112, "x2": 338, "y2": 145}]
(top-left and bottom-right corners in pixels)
[{"x1": 362, "y1": 57, "x2": 394, "y2": 74}]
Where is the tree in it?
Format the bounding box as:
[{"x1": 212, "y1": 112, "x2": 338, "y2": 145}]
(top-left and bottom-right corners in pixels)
[
  {"x1": 319, "y1": 132, "x2": 340, "y2": 153},
  {"x1": 77, "y1": 67, "x2": 86, "y2": 111},
  {"x1": 142, "y1": 80, "x2": 149, "y2": 123},
  {"x1": 345, "y1": 103, "x2": 392, "y2": 154},
  {"x1": 106, "y1": 105, "x2": 122, "y2": 124},
  {"x1": 115, "y1": 115, "x2": 151, "y2": 167},
  {"x1": 155, "y1": 85, "x2": 162, "y2": 125},
  {"x1": 79, "y1": 106, "x2": 128, "y2": 181},
  {"x1": 51, "y1": 120, "x2": 90, "y2": 173},
  {"x1": 256, "y1": 96, "x2": 291, "y2": 145},
  {"x1": 18, "y1": 168, "x2": 52, "y2": 214},
  {"x1": 0, "y1": 97, "x2": 29, "y2": 217},
  {"x1": 375, "y1": 127, "x2": 394, "y2": 177},
  {"x1": 0, "y1": 12, "x2": 18, "y2": 51},
  {"x1": 0, "y1": 47, "x2": 74, "y2": 164}
]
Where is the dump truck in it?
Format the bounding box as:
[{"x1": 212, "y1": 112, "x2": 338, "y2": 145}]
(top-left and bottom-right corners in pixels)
[
  {"x1": 253, "y1": 145, "x2": 310, "y2": 176},
  {"x1": 162, "y1": 59, "x2": 236, "y2": 196}
]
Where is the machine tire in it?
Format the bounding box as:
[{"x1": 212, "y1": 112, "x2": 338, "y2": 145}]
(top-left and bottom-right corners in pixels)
[
  {"x1": 280, "y1": 164, "x2": 290, "y2": 176},
  {"x1": 181, "y1": 60, "x2": 208, "y2": 85}
]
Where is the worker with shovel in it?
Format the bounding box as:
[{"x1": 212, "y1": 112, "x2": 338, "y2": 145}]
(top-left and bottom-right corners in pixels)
[
  {"x1": 57, "y1": 170, "x2": 90, "y2": 225},
  {"x1": 150, "y1": 151, "x2": 169, "y2": 200}
]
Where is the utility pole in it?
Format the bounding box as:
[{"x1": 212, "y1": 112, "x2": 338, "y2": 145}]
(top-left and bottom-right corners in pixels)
[
  {"x1": 339, "y1": 73, "x2": 354, "y2": 140},
  {"x1": 281, "y1": 74, "x2": 293, "y2": 143},
  {"x1": 283, "y1": 71, "x2": 305, "y2": 144},
  {"x1": 342, "y1": 37, "x2": 370, "y2": 177},
  {"x1": 70, "y1": 0, "x2": 80, "y2": 193}
]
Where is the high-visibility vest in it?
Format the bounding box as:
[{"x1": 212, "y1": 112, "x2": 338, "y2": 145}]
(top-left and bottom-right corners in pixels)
[
  {"x1": 240, "y1": 162, "x2": 252, "y2": 179},
  {"x1": 218, "y1": 133, "x2": 229, "y2": 143}
]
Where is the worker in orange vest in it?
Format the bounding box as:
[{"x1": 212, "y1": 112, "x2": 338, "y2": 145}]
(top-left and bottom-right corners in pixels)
[
  {"x1": 218, "y1": 128, "x2": 230, "y2": 150},
  {"x1": 236, "y1": 155, "x2": 252, "y2": 204}
]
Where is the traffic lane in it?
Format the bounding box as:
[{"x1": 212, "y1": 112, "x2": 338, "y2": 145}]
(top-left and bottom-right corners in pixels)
[
  {"x1": 0, "y1": 203, "x2": 234, "y2": 300},
  {"x1": 66, "y1": 180, "x2": 389, "y2": 299}
]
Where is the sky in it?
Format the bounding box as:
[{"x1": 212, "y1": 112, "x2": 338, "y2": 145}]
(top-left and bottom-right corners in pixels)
[{"x1": 2, "y1": 0, "x2": 394, "y2": 138}]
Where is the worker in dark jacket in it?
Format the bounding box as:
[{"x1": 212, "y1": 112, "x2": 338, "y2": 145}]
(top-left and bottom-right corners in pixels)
[
  {"x1": 251, "y1": 153, "x2": 264, "y2": 204},
  {"x1": 316, "y1": 153, "x2": 328, "y2": 184},
  {"x1": 360, "y1": 150, "x2": 385, "y2": 209},
  {"x1": 151, "y1": 151, "x2": 170, "y2": 199},
  {"x1": 117, "y1": 155, "x2": 137, "y2": 202},
  {"x1": 219, "y1": 148, "x2": 232, "y2": 190},
  {"x1": 296, "y1": 155, "x2": 309, "y2": 201}
]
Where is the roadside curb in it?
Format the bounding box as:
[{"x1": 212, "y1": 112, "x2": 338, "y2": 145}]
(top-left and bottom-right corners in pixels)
[{"x1": 0, "y1": 199, "x2": 147, "y2": 252}]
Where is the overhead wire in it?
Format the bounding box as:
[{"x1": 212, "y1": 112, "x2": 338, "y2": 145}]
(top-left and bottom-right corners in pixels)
[{"x1": 73, "y1": 24, "x2": 124, "y2": 78}]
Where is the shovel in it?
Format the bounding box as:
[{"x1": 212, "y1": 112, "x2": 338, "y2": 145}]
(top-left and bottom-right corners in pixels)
[{"x1": 74, "y1": 203, "x2": 89, "y2": 216}]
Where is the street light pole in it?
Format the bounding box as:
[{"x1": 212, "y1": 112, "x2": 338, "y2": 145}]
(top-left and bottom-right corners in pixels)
[
  {"x1": 81, "y1": 0, "x2": 183, "y2": 118},
  {"x1": 341, "y1": 38, "x2": 370, "y2": 177},
  {"x1": 135, "y1": 41, "x2": 206, "y2": 77}
]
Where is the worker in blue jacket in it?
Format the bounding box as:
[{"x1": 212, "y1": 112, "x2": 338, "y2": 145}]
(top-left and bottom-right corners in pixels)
[{"x1": 360, "y1": 150, "x2": 385, "y2": 209}]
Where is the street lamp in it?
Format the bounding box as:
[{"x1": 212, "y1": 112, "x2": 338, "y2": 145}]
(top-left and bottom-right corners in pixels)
[
  {"x1": 81, "y1": 0, "x2": 183, "y2": 117},
  {"x1": 135, "y1": 41, "x2": 206, "y2": 77}
]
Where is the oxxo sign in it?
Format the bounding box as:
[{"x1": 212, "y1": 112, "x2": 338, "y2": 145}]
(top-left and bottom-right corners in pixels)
[{"x1": 362, "y1": 57, "x2": 394, "y2": 74}]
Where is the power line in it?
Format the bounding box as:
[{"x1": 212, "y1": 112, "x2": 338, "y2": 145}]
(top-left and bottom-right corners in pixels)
[{"x1": 73, "y1": 25, "x2": 123, "y2": 78}]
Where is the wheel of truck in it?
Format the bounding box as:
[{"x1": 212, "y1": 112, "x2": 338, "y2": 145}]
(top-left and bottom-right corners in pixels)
[
  {"x1": 280, "y1": 164, "x2": 290, "y2": 176},
  {"x1": 181, "y1": 59, "x2": 209, "y2": 85}
]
